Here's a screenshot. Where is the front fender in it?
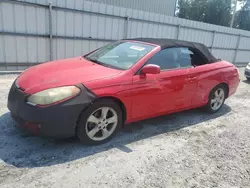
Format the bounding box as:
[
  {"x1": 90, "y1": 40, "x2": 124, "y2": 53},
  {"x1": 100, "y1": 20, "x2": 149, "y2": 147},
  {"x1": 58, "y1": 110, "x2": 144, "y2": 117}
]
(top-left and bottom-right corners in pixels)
[{"x1": 90, "y1": 85, "x2": 133, "y2": 121}]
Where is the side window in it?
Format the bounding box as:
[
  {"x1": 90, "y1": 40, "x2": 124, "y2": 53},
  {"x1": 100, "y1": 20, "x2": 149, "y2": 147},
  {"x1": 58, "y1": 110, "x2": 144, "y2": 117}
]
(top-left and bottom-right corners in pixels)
[
  {"x1": 178, "y1": 48, "x2": 193, "y2": 68},
  {"x1": 178, "y1": 48, "x2": 208, "y2": 67},
  {"x1": 188, "y1": 49, "x2": 208, "y2": 66},
  {"x1": 146, "y1": 48, "x2": 182, "y2": 70},
  {"x1": 146, "y1": 47, "x2": 207, "y2": 71}
]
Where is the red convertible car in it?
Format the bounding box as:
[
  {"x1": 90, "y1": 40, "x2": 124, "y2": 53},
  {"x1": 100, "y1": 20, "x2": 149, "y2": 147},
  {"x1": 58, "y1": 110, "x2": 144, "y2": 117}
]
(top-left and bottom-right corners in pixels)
[{"x1": 8, "y1": 38, "x2": 240, "y2": 145}]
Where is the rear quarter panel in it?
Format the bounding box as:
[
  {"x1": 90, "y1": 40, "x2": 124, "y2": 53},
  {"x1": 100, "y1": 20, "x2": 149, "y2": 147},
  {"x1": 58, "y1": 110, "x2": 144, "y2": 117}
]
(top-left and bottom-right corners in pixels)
[
  {"x1": 221, "y1": 62, "x2": 240, "y2": 97},
  {"x1": 190, "y1": 61, "x2": 239, "y2": 107}
]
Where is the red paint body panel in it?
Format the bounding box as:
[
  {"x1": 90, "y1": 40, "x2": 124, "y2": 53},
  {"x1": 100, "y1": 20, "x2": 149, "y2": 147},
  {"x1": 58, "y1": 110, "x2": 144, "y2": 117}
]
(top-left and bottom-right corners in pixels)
[
  {"x1": 131, "y1": 68, "x2": 196, "y2": 119},
  {"x1": 17, "y1": 57, "x2": 123, "y2": 94},
  {"x1": 187, "y1": 61, "x2": 239, "y2": 106},
  {"x1": 17, "y1": 43, "x2": 240, "y2": 125}
]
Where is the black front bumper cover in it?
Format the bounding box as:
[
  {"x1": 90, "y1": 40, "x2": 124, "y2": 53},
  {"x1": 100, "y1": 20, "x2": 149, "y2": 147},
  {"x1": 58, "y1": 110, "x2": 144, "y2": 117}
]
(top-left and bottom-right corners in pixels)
[{"x1": 7, "y1": 82, "x2": 96, "y2": 138}]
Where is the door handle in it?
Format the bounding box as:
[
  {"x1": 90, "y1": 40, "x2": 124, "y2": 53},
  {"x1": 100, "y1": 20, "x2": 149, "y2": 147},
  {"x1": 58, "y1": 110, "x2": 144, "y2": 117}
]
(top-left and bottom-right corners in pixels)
[{"x1": 188, "y1": 77, "x2": 197, "y2": 82}]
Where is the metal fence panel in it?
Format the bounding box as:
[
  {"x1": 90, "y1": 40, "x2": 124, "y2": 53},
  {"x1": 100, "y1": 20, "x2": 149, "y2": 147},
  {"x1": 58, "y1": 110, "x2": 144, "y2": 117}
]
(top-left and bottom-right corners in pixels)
[
  {"x1": 1, "y1": 2, "x2": 48, "y2": 34},
  {"x1": 55, "y1": 0, "x2": 177, "y2": 16},
  {"x1": 4, "y1": 36, "x2": 19, "y2": 63},
  {"x1": 179, "y1": 28, "x2": 213, "y2": 47},
  {"x1": 1, "y1": 0, "x2": 250, "y2": 71},
  {"x1": 236, "y1": 51, "x2": 250, "y2": 63},
  {"x1": 239, "y1": 36, "x2": 250, "y2": 50},
  {"x1": 0, "y1": 35, "x2": 49, "y2": 70},
  {"x1": 1, "y1": 2, "x2": 16, "y2": 31},
  {"x1": 213, "y1": 33, "x2": 238, "y2": 48},
  {"x1": 52, "y1": 6, "x2": 125, "y2": 39},
  {"x1": 0, "y1": 36, "x2": 5, "y2": 64},
  {"x1": 212, "y1": 49, "x2": 236, "y2": 63},
  {"x1": 17, "y1": 0, "x2": 176, "y2": 16},
  {"x1": 52, "y1": 38, "x2": 109, "y2": 60}
]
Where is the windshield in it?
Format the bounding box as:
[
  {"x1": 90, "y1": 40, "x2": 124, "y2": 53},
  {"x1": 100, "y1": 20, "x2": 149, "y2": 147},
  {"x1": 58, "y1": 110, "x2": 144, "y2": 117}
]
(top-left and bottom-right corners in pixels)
[{"x1": 84, "y1": 41, "x2": 155, "y2": 70}]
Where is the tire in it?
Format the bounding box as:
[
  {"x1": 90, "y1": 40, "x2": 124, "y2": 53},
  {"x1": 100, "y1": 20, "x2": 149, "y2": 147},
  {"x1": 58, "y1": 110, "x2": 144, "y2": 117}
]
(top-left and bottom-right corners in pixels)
[
  {"x1": 76, "y1": 99, "x2": 122, "y2": 145},
  {"x1": 205, "y1": 85, "x2": 226, "y2": 113},
  {"x1": 247, "y1": 77, "x2": 250, "y2": 81}
]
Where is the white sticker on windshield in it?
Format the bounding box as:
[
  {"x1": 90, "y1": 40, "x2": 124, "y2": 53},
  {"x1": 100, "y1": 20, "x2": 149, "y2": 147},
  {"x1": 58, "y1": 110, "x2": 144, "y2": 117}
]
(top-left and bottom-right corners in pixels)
[{"x1": 129, "y1": 46, "x2": 145, "y2": 51}]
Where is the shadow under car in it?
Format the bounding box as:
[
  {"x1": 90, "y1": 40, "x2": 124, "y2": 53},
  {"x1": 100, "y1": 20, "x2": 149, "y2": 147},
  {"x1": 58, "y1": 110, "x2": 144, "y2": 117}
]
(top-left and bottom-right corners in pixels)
[{"x1": 0, "y1": 104, "x2": 231, "y2": 168}]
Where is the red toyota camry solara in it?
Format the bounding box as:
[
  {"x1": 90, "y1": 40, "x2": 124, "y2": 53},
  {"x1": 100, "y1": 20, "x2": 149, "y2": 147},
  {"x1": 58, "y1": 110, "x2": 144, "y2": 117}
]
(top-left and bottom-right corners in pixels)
[{"x1": 8, "y1": 38, "x2": 240, "y2": 145}]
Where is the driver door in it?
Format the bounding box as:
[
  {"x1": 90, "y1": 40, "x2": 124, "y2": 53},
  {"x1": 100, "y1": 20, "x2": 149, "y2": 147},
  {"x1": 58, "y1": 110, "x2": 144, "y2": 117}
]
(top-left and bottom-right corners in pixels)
[{"x1": 130, "y1": 47, "x2": 197, "y2": 120}]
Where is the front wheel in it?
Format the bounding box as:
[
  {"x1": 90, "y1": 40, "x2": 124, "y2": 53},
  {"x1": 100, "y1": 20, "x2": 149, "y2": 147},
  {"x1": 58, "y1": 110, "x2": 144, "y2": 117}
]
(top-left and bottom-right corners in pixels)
[
  {"x1": 77, "y1": 99, "x2": 122, "y2": 145},
  {"x1": 205, "y1": 85, "x2": 226, "y2": 113}
]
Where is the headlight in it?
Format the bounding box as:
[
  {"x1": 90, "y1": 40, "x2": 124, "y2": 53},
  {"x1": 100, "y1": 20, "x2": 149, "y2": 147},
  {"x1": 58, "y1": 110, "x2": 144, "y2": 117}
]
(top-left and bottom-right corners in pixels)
[
  {"x1": 248, "y1": 62, "x2": 250, "y2": 66},
  {"x1": 27, "y1": 86, "x2": 80, "y2": 105}
]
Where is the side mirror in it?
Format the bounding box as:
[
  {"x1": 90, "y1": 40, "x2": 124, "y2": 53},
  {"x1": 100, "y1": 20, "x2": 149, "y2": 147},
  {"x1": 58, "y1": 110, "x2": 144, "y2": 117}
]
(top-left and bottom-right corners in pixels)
[{"x1": 140, "y1": 64, "x2": 160, "y2": 75}]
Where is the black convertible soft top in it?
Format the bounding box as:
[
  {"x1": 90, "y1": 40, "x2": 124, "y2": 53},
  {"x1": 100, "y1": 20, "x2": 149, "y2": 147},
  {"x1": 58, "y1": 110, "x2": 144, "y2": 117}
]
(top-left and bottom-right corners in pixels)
[{"x1": 126, "y1": 38, "x2": 217, "y2": 63}]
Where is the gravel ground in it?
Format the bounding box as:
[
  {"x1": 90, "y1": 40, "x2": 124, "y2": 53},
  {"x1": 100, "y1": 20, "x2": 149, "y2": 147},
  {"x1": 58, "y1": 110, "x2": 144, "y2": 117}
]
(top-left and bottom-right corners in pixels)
[{"x1": 0, "y1": 68, "x2": 250, "y2": 188}]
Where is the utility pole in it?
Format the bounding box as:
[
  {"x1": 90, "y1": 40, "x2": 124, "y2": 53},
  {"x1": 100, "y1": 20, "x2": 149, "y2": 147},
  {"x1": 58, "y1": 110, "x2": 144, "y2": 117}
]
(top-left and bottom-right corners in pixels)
[
  {"x1": 174, "y1": 0, "x2": 178, "y2": 16},
  {"x1": 230, "y1": 0, "x2": 238, "y2": 27}
]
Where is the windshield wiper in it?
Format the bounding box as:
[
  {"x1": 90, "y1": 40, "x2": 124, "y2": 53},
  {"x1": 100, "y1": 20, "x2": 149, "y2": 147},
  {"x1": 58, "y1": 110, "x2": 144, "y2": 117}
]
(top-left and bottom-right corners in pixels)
[
  {"x1": 84, "y1": 56, "x2": 124, "y2": 70},
  {"x1": 84, "y1": 56, "x2": 111, "y2": 68},
  {"x1": 85, "y1": 56, "x2": 100, "y2": 64}
]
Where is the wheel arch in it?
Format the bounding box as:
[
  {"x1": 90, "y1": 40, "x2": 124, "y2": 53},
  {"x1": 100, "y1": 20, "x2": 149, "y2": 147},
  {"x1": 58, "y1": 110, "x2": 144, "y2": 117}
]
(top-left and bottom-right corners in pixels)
[
  {"x1": 208, "y1": 82, "x2": 229, "y2": 100},
  {"x1": 204, "y1": 82, "x2": 229, "y2": 113},
  {"x1": 218, "y1": 82, "x2": 229, "y2": 98},
  {"x1": 93, "y1": 96, "x2": 127, "y2": 126}
]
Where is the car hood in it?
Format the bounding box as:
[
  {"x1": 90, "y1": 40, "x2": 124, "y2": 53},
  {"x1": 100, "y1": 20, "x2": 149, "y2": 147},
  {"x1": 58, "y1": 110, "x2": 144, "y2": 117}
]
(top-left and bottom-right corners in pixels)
[{"x1": 17, "y1": 57, "x2": 123, "y2": 94}]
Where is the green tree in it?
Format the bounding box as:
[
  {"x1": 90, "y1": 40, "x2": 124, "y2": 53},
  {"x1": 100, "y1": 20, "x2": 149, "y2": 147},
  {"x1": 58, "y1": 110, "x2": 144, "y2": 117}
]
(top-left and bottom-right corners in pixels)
[
  {"x1": 177, "y1": 0, "x2": 232, "y2": 27},
  {"x1": 234, "y1": 0, "x2": 250, "y2": 30}
]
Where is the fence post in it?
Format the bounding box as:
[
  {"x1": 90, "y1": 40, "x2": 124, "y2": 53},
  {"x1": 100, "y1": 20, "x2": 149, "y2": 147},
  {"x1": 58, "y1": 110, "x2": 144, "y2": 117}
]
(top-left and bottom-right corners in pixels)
[
  {"x1": 177, "y1": 24, "x2": 181, "y2": 39},
  {"x1": 124, "y1": 16, "x2": 130, "y2": 38},
  {"x1": 48, "y1": 2, "x2": 53, "y2": 61},
  {"x1": 211, "y1": 30, "x2": 216, "y2": 52},
  {"x1": 233, "y1": 34, "x2": 241, "y2": 64}
]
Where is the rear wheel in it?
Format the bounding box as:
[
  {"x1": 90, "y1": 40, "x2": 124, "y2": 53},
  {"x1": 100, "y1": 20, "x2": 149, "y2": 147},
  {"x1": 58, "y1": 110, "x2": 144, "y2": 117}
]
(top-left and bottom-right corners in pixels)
[
  {"x1": 77, "y1": 99, "x2": 122, "y2": 145},
  {"x1": 205, "y1": 85, "x2": 226, "y2": 113}
]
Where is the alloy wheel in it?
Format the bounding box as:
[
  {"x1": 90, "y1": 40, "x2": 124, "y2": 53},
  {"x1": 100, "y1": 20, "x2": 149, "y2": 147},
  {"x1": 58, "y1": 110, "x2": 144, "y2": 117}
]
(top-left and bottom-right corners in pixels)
[
  {"x1": 85, "y1": 107, "x2": 118, "y2": 141},
  {"x1": 210, "y1": 88, "x2": 225, "y2": 111}
]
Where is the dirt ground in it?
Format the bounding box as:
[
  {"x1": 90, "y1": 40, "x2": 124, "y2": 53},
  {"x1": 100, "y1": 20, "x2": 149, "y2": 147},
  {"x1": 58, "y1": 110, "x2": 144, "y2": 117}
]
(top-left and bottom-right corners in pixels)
[{"x1": 0, "y1": 68, "x2": 249, "y2": 188}]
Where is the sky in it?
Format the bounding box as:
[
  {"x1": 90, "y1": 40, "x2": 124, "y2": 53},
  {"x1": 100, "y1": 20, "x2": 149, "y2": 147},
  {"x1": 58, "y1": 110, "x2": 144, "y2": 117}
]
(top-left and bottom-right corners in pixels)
[{"x1": 236, "y1": 1, "x2": 244, "y2": 10}]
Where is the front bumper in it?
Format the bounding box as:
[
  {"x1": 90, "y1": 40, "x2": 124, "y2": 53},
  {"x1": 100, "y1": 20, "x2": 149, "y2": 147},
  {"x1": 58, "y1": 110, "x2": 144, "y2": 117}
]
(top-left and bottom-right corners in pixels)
[{"x1": 7, "y1": 82, "x2": 96, "y2": 138}]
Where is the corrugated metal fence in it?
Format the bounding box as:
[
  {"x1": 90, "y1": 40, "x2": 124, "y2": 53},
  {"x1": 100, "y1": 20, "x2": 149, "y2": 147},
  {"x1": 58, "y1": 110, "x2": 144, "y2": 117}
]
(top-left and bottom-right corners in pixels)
[
  {"x1": 0, "y1": 0, "x2": 250, "y2": 71},
  {"x1": 8, "y1": 0, "x2": 177, "y2": 16}
]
